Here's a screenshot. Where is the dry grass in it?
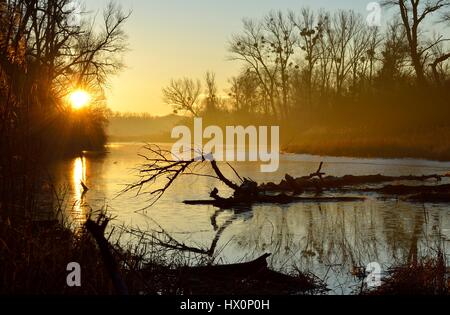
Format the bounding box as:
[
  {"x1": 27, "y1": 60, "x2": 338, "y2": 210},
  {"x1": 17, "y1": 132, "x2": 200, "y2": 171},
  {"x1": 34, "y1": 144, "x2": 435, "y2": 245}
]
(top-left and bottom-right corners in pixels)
[
  {"x1": 0, "y1": 214, "x2": 328, "y2": 295},
  {"x1": 283, "y1": 127, "x2": 450, "y2": 161},
  {"x1": 363, "y1": 254, "x2": 449, "y2": 296},
  {"x1": 0, "y1": 218, "x2": 115, "y2": 295}
]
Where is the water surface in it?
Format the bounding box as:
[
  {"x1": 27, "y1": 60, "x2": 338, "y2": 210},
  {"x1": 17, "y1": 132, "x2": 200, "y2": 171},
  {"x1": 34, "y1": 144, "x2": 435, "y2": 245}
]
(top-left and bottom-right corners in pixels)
[{"x1": 51, "y1": 142, "x2": 450, "y2": 294}]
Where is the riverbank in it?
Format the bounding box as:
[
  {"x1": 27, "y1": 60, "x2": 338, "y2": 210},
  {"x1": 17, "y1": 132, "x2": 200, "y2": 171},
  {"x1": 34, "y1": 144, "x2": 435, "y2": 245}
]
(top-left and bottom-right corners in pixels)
[
  {"x1": 0, "y1": 212, "x2": 326, "y2": 295},
  {"x1": 107, "y1": 124, "x2": 450, "y2": 162},
  {"x1": 282, "y1": 127, "x2": 450, "y2": 162},
  {"x1": 1, "y1": 212, "x2": 447, "y2": 295}
]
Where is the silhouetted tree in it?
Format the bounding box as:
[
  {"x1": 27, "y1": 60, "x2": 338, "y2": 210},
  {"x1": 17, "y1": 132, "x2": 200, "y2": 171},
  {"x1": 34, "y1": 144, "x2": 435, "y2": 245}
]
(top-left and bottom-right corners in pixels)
[
  {"x1": 383, "y1": 0, "x2": 450, "y2": 85},
  {"x1": 204, "y1": 71, "x2": 218, "y2": 114},
  {"x1": 0, "y1": 0, "x2": 130, "y2": 215},
  {"x1": 228, "y1": 18, "x2": 279, "y2": 118},
  {"x1": 162, "y1": 78, "x2": 202, "y2": 116}
]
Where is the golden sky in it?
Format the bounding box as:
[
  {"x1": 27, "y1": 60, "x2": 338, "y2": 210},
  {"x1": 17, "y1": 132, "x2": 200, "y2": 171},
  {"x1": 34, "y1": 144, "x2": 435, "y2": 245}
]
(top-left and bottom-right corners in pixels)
[{"x1": 86, "y1": 0, "x2": 374, "y2": 116}]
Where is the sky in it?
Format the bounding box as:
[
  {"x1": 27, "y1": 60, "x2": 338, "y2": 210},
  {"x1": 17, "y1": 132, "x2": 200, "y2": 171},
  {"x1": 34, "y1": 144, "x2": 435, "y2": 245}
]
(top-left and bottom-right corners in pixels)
[{"x1": 85, "y1": 0, "x2": 378, "y2": 116}]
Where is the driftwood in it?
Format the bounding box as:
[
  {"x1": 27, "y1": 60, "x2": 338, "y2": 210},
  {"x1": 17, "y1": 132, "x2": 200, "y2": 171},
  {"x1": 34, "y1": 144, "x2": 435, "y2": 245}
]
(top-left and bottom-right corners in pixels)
[
  {"x1": 200, "y1": 162, "x2": 449, "y2": 207},
  {"x1": 359, "y1": 184, "x2": 450, "y2": 203},
  {"x1": 255, "y1": 166, "x2": 450, "y2": 204},
  {"x1": 189, "y1": 168, "x2": 449, "y2": 207},
  {"x1": 183, "y1": 253, "x2": 271, "y2": 277},
  {"x1": 361, "y1": 185, "x2": 450, "y2": 196},
  {"x1": 405, "y1": 192, "x2": 450, "y2": 203},
  {"x1": 175, "y1": 253, "x2": 327, "y2": 295},
  {"x1": 261, "y1": 173, "x2": 448, "y2": 193},
  {"x1": 362, "y1": 184, "x2": 450, "y2": 195},
  {"x1": 123, "y1": 145, "x2": 244, "y2": 209},
  {"x1": 127, "y1": 146, "x2": 450, "y2": 209}
]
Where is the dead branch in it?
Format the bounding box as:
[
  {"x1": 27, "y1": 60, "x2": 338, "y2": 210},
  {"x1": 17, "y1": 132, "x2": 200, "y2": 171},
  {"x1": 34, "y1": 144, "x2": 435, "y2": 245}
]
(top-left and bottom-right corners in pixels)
[
  {"x1": 211, "y1": 160, "x2": 240, "y2": 191},
  {"x1": 122, "y1": 144, "x2": 242, "y2": 208},
  {"x1": 85, "y1": 215, "x2": 129, "y2": 295},
  {"x1": 261, "y1": 173, "x2": 449, "y2": 193},
  {"x1": 309, "y1": 162, "x2": 325, "y2": 180},
  {"x1": 122, "y1": 216, "x2": 235, "y2": 258}
]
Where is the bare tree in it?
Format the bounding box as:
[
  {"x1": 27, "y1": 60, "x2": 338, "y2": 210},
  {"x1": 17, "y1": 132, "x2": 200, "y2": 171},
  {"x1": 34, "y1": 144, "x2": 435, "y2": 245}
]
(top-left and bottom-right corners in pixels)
[
  {"x1": 430, "y1": 13, "x2": 450, "y2": 84},
  {"x1": 348, "y1": 24, "x2": 373, "y2": 94},
  {"x1": 325, "y1": 10, "x2": 366, "y2": 96},
  {"x1": 162, "y1": 77, "x2": 202, "y2": 116},
  {"x1": 229, "y1": 11, "x2": 297, "y2": 120},
  {"x1": 316, "y1": 11, "x2": 333, "y2": 99},
  {"x1": 228, "y1": 70, "x2": 261, "y2": 114},
  {"x1": 379, "y1": 21, "x2": 410, "y2": 83},
  {"x1": 72, "y1": 2, "x2": 130, "y2": 89},
  {"x1": 383, "y1": 0, "x2": 450, "y2": 85},
  {"x1": 364, "y1": 28, "x2": 383, "y2": 86},
  {"x1": 431, "y1": 50, "x2": 450, "y2": 84},
  {"x1": 228, "y1": 18, "x2": 279, "y2": 118},
  {"x1": 265, "y1": 11, "x2": 296, "y2": 119},
  {"x1": 0, "y1": 0, "x2": 130, "y2": 128},
  {"x1": 204, "y1": 71, "x2": 218, "y2": 113},
  {"x1": 0, "y1": 0, "x2": 130, "y2": 213},
  {"x1": 290, "y1": 8, "x2": 323, "y2": 105}
]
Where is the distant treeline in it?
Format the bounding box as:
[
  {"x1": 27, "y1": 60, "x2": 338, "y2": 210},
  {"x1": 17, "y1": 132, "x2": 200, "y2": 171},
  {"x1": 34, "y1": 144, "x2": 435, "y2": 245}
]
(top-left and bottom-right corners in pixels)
[{"x1": 163, "y1": 3, "x2": 450, "y2": 160}]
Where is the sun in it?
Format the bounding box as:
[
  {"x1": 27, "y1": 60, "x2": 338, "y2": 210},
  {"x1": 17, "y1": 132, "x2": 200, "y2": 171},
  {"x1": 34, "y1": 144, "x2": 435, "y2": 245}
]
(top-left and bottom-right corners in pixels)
[{"x1": 69, "y1": 90, "x2": 91, "y2": 109}]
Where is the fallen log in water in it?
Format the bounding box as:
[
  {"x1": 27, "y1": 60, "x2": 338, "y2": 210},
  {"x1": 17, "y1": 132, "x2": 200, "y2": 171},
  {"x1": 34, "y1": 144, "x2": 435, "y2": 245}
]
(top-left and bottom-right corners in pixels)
[
  {"x1": 175, "y1": 253, "x2": 327, "y2": 295},
  {"x1": 183, "y1": 253, "x2": 271, "y2": 277},
  {"x1": 126, "y1": 147, "x2": 450, "y2": 209},
  {"x1": 357, "y1": 184, "x2": 450, "y2": 203},
  {"x1": 184, "y1": 195, "x2": 365, "y2": 208},
  {"x1": 261, "y1": 173, "x2": 449, "y2": 193},
  {"x1": 405, "y1": 192, "x2": 450, "y2": 203},
  {"x1": 362, "y1": 184, "x2": 450, "y2": 195}
]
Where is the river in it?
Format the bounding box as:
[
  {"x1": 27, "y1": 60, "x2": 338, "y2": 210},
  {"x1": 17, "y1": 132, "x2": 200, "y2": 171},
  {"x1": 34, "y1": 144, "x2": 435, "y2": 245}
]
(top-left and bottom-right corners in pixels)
[{"x1": 49, "y1": 142, "x2": 450, "y2": 294}]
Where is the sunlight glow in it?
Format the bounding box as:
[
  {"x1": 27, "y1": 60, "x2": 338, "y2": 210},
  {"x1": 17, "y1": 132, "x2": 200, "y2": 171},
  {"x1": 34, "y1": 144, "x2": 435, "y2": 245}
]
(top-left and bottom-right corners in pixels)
[
  {"x1": 69, "y1": 90, "x2": 91, "y2": 109},
  {"x1": 73, "y1": 157, "x2": 87, "y2": 216},
  {"x1": 73, "y1": 157, "x2": 86, "y2": 192}
]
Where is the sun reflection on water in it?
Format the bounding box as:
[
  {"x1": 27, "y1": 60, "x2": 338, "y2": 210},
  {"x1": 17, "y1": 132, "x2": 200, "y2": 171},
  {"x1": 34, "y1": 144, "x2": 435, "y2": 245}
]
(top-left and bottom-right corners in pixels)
[{"x1": 72, "y1": 157, "x2": 87, "y2": 220}]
